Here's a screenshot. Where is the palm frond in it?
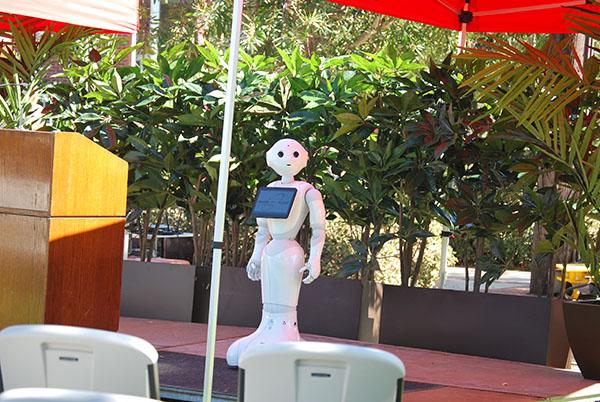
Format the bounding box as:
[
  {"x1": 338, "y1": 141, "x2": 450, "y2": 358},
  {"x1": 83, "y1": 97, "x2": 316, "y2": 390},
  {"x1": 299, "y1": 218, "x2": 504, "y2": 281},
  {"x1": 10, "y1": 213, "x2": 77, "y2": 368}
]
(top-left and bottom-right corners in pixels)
[
  {"x1": 457, "y1": 1, "x2": 600, "y2": 206},
  {"x1": 565, "y1": 0, "x2": 600, "y2": 41},
  {"x1": 458, "y1": 35, "x2": 596, "y2": 126},
  {"x1": 0, "y1": 19, "x2": 94, "y2": 83},
  {"x1": 0, "y1": 74, "x2": 46, "y2": 130}
]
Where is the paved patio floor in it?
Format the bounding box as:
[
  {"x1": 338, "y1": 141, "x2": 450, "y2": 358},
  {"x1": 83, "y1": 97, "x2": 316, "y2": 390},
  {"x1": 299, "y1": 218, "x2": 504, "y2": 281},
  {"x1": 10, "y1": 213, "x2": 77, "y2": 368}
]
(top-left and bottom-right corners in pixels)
[{"x1": 119, "y1": 317, "x2": 598, "y2": 402}]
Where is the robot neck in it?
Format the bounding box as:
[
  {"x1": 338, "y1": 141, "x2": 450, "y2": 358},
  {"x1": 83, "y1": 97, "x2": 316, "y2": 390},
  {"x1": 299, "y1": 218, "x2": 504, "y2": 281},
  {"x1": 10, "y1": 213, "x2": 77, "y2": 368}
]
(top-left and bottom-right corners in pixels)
[{"x1": 280, "y1": 175, "x2": 295, "y2": 184}]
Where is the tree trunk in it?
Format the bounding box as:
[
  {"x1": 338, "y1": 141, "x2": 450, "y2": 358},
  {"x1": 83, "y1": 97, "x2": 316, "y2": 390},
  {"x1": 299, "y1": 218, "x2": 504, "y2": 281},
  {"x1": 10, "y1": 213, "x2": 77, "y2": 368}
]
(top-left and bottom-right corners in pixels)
[
  {"x1": 402, "y1": 240, "x2": 415, "y2": 287},
  {"x1": 398, "y1": 206, "x2": 406, "y2": 285},
  {"x1": 188, "y1": 175, "x2": 203, "y2": 267},
  {"x1": 199, "y1": 218, "x2": 210, "y2": 267},
  {"x1": 531, "y1": 251, "x2": 552, "y2": 296},
  {"x1": 139, "y1": 209, "x2": 150, "y2": 262},
  {"x1": 194, "y1": 0, "x2": 212, "y2": 45},
  {"x1": 369, "y1": 221, "x2": 382, "y2": 282},
  {"x1": 231, "y1": 219, "x2": 239, "y2": 267},
  {"x1": 473, "y1": 237, "x2": 484, "y2": 293},
  {"x1": 241, "y1": 222, "x2": 250, "y2": 266},
  {"x1": 223, "y1": 220, "x2": 230, "y2": 266},
  {"x1": 188, "y1": 200, "x2": 200, "y2": 267},
  {"x1": 347, "y1": 15, "x2": 393, "y2": 51},
  {"x1": 530, "y1": 172, "x2": 556, "y2": 295},
  {"x1": 410, "y1": 237, "x2": 428, "y2": 287},
  {"x1": 559, "y1": 259, "x2": 568, "y2": 299},
  {"x1": 464, "y1": 245, "x2": 470, "y2": 291},
  {"x1": 359, "y1": 225, "x2": 371, "y2": 284},
  {"x1": 358, "y1": 280, "x2": 383, "y2": 343},
  {"x1": 147, "y1": 207, "x2": 166, "y2": 263},
  {"x1": 358, "y1": 223, "x2": 382, "y2": 343}
]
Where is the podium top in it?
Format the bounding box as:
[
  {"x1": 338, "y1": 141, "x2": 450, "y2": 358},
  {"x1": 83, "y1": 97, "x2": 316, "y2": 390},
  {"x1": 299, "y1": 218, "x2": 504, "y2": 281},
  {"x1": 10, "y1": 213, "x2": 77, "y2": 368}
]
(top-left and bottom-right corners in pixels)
[{"x1": 0, "y1": 130, "x2": 128, "y2": 218}]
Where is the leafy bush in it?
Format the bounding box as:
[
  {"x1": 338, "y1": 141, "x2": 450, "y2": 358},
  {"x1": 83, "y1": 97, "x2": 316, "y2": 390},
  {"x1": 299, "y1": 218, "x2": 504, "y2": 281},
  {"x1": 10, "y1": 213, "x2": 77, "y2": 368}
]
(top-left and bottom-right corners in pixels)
[{"x1": 38, "y1": 38, "x2": 566, "y2": 290}]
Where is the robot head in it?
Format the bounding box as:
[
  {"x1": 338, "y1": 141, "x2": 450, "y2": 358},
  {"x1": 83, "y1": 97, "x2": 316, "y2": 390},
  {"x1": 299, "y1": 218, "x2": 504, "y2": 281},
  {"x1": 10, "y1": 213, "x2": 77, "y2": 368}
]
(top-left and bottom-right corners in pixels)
[{"x1": 266, "y1": 138, "x2": 308, "y2": 177}]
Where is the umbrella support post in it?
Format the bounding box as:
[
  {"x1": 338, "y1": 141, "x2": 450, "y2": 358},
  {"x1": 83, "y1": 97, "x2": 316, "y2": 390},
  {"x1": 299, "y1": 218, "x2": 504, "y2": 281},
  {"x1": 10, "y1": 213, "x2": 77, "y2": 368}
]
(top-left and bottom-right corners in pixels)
[
  {"x1": 202, "y1": 0, "x2": 245, "y2": 399},
  {"x1": 457, "y1": 0, "x2": 470, "y2": 50},
  {"x1": 458, "y1": 24, "x2": 467, "y2": 49},
  {"x1": 150, "y1": 0, "x2": 161, "y2": 57}
]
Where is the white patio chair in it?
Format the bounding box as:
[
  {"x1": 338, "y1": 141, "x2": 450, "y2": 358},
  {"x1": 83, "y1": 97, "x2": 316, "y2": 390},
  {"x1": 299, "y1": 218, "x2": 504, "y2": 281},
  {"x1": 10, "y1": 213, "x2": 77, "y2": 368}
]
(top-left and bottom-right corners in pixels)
[
  {"x1": 0, "y1": 388, "x2": 158, "y2": 402},
  {"x1": 0, "y1": 325, "x2": 159, "y2": 399},
  {"x1": 238, "y1": 341, "x2": 406, "y2": 402}
]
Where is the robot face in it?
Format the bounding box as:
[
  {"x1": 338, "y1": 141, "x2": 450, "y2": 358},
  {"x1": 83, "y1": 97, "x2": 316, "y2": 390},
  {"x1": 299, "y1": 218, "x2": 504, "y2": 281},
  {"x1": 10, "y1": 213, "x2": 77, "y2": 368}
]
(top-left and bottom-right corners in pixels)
[{"x1": 266, "y1": 139, "x2": 308, "y2": 177}]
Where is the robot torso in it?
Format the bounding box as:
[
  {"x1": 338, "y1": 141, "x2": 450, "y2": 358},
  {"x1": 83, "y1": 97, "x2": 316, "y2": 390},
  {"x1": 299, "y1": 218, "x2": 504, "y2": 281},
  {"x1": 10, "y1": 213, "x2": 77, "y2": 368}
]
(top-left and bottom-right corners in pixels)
[{"x1": 263, "y1": 180, "x2": 314, "y2": 240}]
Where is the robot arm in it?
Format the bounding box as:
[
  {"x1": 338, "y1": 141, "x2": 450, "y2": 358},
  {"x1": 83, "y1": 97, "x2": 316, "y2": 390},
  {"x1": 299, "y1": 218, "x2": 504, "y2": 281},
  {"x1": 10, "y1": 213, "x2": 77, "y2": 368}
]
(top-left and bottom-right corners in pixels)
[
  {"x1": 299, "y1": 188, "x2": 326, "y2": 284},
  {"x1": 247, "y1": 217, "x2": 270, "y2": 281}
]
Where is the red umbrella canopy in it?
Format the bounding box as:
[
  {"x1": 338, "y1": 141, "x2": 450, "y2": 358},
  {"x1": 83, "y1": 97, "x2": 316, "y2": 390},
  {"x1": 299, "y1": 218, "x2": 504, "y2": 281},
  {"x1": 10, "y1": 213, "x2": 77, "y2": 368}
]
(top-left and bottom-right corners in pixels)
[
  {"x1": 327, "y1": 0, "x2": 600, "y2": 33},
  {"x1": 0, "y1": 0, "x2": 138, "y2": 34}
]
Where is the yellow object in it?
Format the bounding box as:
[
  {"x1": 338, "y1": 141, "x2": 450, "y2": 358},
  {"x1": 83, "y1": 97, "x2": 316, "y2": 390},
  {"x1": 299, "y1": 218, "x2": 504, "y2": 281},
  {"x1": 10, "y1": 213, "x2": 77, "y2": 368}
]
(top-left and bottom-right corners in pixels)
[
  {"x1": 555, "y1": 263, "x2": 591, "y2": 300},
  {"x1": 556, "y1": 263, "x2": 591, "y2": 285}
]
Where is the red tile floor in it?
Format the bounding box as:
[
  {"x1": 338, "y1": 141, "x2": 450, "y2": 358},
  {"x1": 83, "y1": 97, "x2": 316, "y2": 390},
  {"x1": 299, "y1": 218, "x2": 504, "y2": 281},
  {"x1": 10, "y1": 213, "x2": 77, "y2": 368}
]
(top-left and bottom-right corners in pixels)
[{"x1": 119, "y1": 317, "x2": 599, "y2": 401}]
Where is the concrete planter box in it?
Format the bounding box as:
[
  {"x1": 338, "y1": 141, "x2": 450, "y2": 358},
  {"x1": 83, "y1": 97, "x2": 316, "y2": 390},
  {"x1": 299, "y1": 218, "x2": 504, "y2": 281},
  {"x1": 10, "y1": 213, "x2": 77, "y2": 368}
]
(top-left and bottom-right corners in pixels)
[
  {"x1": 193, "y1": 266, "x2": 362, "y2": 340},
  {"x1": 120, "y1": 260, "x2": 197, "y2": 322},
  {"x1": 380, "y1": 286, "x2": 570, "y2": 366}
]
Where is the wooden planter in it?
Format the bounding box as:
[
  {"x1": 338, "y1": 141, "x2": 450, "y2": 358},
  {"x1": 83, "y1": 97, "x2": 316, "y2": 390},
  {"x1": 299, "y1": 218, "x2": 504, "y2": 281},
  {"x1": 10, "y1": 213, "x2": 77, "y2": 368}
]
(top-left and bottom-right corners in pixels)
[
  {"x1": 193, "y1": 266, "x2": 363, "y2": 340},
  {"x1": 563, "y1": 301, "x2": 600, "y2": 380},
  {"x1": 379, "y1": 286, "x2": 570, "y2": 367},
  {"x1": 0, "y1": 129, "x2": 128, "y2": 331}
]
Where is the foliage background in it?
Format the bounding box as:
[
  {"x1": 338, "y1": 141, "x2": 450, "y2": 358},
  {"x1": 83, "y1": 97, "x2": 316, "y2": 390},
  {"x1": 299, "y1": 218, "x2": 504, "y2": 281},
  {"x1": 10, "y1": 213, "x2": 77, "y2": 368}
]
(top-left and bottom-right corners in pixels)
[{"x1": 2, "y1": 0, "x2": 596, "y2": 295}]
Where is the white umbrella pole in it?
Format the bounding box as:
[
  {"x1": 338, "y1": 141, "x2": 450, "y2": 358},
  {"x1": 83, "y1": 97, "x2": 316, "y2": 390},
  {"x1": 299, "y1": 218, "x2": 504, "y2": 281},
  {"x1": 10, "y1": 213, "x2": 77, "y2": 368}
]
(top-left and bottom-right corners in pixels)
[
  {"x1": 202, "y1": 0, "x2": 244, "y2": 399},
  {"x1": 442, "y1": 4, "x2": 469, "y2": 288},
  {"x1": 442, "y1": 2, "x2": 469, "y2": 289},
  {"x1": 130, "y1": 33, "x2": 137, "y2": 66},
  {"x1": 457, "y1": 0, "x2": 469, "y2": 50},
  {"x1": 457, "y1": 22, "x2": 468, "y2": 49},
  {"x1": 149, "y1": 0, "x2": 161, "y2": 58}
]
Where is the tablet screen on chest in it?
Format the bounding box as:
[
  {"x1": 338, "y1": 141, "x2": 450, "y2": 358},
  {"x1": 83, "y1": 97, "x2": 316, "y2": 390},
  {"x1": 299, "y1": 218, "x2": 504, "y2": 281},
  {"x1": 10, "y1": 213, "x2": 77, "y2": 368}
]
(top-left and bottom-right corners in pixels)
[{"x1": 250, "y1": 187, "x2": 298, "y2": 219}]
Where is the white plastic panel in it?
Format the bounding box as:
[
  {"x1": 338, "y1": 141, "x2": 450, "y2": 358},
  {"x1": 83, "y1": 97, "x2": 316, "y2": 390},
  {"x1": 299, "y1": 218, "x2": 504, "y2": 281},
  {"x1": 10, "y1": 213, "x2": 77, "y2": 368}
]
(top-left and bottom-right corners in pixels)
[
  {"x1": 0, "y1": 325, "x2": 159, "y2": 398},
  {"x1": 296, "y1": 360, "x2": 347, "y2": 402},
  {"x1": 44, "y1": 344, "x2": 93, "y2": 390},
  {"x1": 240, "y1": 341, "x2": 405, "y2": 402}
]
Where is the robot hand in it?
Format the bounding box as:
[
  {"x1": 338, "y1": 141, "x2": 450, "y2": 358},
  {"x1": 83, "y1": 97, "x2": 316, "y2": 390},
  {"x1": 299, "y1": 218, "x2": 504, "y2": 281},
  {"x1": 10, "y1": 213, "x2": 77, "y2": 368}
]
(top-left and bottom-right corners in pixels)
[
  {"x1": 299, "y1": 260, "x2": 320, "y2": 284},
  {"x1": 246, "y1": 259, "x2": 261, "y2": 281}
]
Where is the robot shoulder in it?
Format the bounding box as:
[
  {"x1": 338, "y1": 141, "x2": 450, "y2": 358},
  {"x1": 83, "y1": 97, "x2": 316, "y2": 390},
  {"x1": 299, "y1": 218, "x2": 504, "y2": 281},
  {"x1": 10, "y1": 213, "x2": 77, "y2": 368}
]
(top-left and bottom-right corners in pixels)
[
  {"x1": 294, "y1": 181, "x2": 316, "y2": 196},
  {"x1": 305, "y1": 186, "x2": 323, "y2": 203}
]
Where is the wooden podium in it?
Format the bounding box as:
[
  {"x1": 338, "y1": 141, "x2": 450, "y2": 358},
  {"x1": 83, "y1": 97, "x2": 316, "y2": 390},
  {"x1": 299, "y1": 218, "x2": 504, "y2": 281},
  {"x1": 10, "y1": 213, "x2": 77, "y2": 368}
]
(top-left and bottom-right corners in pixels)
[{"x1": 0, "y1": 129, "x2": 128, "y2": 331}]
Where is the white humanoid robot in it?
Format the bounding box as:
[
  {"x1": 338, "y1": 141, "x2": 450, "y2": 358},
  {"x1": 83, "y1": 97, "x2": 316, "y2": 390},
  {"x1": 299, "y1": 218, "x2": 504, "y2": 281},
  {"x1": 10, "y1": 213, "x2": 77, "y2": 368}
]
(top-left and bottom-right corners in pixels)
[{"x1": 226, "y1": 138, "x2": 326, "y2": 367}]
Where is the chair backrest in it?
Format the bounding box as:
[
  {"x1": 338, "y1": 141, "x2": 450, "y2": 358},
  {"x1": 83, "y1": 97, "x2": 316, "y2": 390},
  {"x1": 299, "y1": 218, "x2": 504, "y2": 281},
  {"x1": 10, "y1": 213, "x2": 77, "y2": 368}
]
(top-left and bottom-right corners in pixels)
[
  {"x1": 0, "y1": 325, "x2": 159, "y2": 399},
  {"x1": 0, "y1": 388, "x2": 158, "y2": 402},
  {"x1": 238, "y1": 342, "x2": 405, "y2": 402}
]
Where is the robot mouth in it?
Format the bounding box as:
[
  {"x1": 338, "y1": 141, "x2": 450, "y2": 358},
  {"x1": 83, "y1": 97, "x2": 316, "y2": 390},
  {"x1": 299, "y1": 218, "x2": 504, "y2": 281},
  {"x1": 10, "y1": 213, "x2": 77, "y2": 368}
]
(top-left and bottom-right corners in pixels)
[{"x1": 286, "y1": 164, "x2": 291, "y2": 166}]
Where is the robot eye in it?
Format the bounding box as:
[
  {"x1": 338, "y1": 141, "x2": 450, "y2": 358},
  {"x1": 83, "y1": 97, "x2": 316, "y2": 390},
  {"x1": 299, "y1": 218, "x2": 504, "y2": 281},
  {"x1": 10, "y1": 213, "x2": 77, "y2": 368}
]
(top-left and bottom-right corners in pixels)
[
  {"x1": 293, "y1": 151, "x2": 300, "y2": 158},
  {"x1": 278, "y1": 151, "x2": 284, "y2": 158}
]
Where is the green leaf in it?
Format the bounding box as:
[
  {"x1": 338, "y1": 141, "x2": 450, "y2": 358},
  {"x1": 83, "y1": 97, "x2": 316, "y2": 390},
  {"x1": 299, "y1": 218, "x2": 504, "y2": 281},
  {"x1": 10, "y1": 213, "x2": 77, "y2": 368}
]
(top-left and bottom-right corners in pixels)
[
  {"x1": 357, "y1": 96, "x2": 377, "y2": 119},
  {"x1": 334, "y1": 113, "x2": 363, "y2": 138},
  {"x1": 129, "y1": 137, "x2": 148, "y2": 152},
  {"x1": 111, "y1": 71, "x2": 123, "y2": 94},
  {"x1": 336, "y1": 258, "x2": 365, "y2": 278},
  {"x1": 350, "y1": 239, "x2": 368, "y2": 257},
  {"x1": 75, "y1": 113, "x2": 103, "y2": 123},
  {"x1": 534, "y1": 239, "x2": 555, "y2": 255}
]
